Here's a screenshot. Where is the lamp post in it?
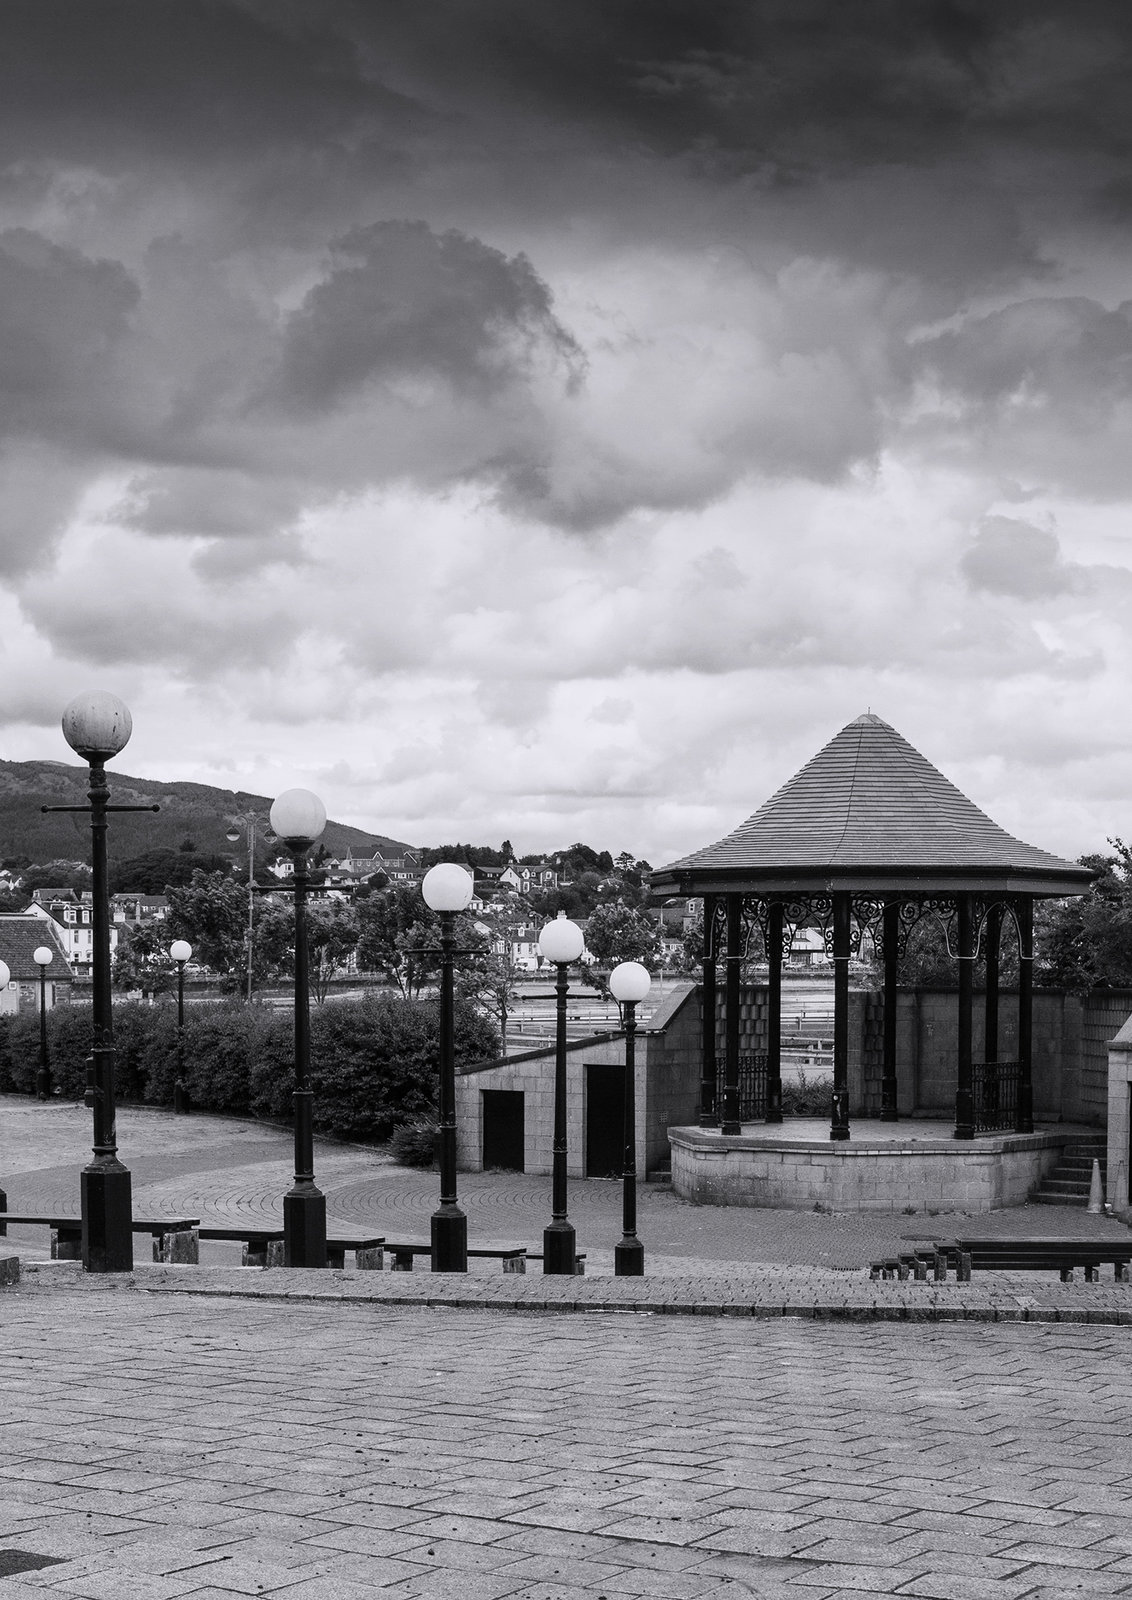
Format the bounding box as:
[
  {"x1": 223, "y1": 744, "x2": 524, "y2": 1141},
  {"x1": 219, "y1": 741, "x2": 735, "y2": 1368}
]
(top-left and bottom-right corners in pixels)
[
  {"x1": 53, "y1": 691, "x2": 158, "y2": 1274},
  {"x1": 270, "y1": 787, "x2": 327, "y2": 1268},
  {"x1": 226, "y1": 811, "x2": 273, "y2": 1001},
  {"x1": 538, "y1": 912, "x2": 584, "y2": 1275},
  {"x1": 609, "y1": 960, "x2": 650, "y2": 1277},
  {"x1": 421, "y1": 863, "x2": 475, "y2": 1272},
  {"x1": 32, "y1": 947, "x2": 53, "y2": 1100},
  {"x1": 170, "y1": 940, "x2": 192, "y2": 1113}
]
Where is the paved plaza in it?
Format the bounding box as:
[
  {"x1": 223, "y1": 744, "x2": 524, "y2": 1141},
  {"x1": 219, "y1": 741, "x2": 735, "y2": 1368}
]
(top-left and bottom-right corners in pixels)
[{"x1": 3, "y1": 1098, "x2": 1132, "y2": 1596}]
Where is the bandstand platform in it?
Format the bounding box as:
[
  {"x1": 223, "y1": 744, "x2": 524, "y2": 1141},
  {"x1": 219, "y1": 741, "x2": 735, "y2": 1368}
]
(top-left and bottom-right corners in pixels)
[{"x1": 668, "y1": 1118, "x2": 1093, "y2": 1213}]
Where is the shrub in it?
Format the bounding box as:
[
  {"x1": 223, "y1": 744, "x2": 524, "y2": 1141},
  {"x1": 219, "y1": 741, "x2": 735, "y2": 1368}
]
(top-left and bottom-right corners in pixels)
[
  {"x1": 303, "y1": 993, "x2": 500, "y2": 1143},
  {"x1": 781, "y1": 1070, "x2": 834, "y2": 1117},
  {"x1": 390, "y1": 1116, "x2": 439, "y2": 1168},
  {"x1": 0, "y1": 990, "x2": 500, "y2": 1146}
]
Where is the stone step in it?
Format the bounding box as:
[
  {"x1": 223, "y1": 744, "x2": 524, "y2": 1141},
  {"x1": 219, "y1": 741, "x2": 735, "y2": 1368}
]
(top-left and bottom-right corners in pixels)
[{"x1": 1033, "y1": 1191, "x2": 1089, "y2": 1206}]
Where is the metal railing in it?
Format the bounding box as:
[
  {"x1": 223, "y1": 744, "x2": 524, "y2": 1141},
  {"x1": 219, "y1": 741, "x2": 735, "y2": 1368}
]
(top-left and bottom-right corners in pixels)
[
  {"x1": 973, "y1": 1059, "x2": 1020, "y2": 1134},
  {"x1": 715, "y1": 1052, "x2": 769, "y2": 1121}
]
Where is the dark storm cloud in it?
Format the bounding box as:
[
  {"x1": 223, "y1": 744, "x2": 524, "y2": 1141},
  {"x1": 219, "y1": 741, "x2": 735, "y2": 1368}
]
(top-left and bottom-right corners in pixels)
[
  {"x1": 0, "y1": 230, "x2": 138, "y2": 444},
  {"x1": 274, "y1": 222, "x2": 583, "y2": 410}
]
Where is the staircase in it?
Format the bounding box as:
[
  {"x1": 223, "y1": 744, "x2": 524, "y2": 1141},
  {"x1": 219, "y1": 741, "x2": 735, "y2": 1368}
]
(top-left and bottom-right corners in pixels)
[{"x1": 1033, "y1": 1136, "x2": 1107, "y2": 1207}]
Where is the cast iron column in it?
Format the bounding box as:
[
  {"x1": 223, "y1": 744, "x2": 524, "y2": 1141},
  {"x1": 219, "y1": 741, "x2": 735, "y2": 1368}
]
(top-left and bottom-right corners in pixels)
[
  {"x1": 721, "y1": 896, "x2": 742, "y2": 1134},
  {"x1": 284, "y1": 846, "x2": 327, "y2": 1267},
  {"x1": 1016, "y1": 897, "x2": 1034, "y2": 1133},
  {"x1": 82, "y1": 759, "x2": 133, "y2": 1272},
  {"x1": 699, "y1": 894, "x2": 719, "y2": 1127},
  {"x1": 954, "y1": 894, "x2": 975, "y2": 1139},
  {"x1": 830, "y1": 893, "x2": 851, "y2": 1140},
  {"x1": 984, "y1": 902, "x2": 1001, "y2": 1124},
  {"x1": 615, "y1": 998, "x2": 645, "y2": 1276},
  {"x1": 880, "y1": 900, "x2": 899, "y2": 1121},
  {"x1": 765, "y1": 901, "x2": 783, "y2": 1123},
  {"x1": 544, "y1": 958, "x2": 577, "y2": 1274},
  {"x1": 432, "y1": 910, "x2": 468, "y2": 1271}
]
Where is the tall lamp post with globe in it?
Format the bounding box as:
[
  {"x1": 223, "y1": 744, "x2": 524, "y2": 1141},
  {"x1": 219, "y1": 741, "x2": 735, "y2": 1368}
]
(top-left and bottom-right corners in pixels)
[
  {"x1": 170, "y1": 940, "x2": 192, "y2": 1113},
  {"x1": 609, "y1": 960, "x2": 651, "y2": 1276},
  {"x1": 46, "y1": 692, "x2": 158, "y2": 1273},
  {"x1": 32, "y1": 946, "x2": 54, "y2": 1100},
  {"x1": 421, "y1": 863, "x2": 475, "y2": 1272},
  {"x1": 269, "y1": 788, "x2": 328, "y2": 1268},
  {"x1": 538, "y1": 912, "x2": 585, "y2": 1275}
]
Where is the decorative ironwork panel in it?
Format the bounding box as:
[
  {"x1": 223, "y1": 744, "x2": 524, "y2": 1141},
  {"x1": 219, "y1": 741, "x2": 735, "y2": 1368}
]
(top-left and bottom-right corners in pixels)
[
  {"x1": 715, "y1": 1051, "x2": 768, "y2": 1121},
  {"x1": 706, "y1": 897, "x2": 728, "y2": 961},
  {"x1": 849, "y1": 895, "x2": 885, "y2": 958},
  {"x1": 972, "y1": 1059, "x2": 1020, "y2": 1134}
]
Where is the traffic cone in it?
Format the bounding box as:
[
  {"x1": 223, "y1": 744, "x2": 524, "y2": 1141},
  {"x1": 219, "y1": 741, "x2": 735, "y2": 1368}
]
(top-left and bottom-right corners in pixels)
[{"x1": 1086, "y1": 1157, "x2": 1104, "y2": 1214}]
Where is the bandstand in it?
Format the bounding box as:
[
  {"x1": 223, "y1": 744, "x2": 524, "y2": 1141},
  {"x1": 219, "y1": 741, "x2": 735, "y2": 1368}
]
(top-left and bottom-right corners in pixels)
[{"x1": 649, "y1": 714, "x2": 1095, "y2": 1210}]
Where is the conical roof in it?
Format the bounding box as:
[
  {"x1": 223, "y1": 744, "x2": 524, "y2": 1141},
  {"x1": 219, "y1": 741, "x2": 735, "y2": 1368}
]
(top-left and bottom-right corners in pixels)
[{"x1": 652, "y1": 714, "x2": 1092, "y2": 897}]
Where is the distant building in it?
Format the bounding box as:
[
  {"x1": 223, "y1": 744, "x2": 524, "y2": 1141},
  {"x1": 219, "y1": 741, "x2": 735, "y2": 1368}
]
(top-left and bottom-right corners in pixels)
[
  {"x1": 26, "y1": 890, "x2": 117, "y2": 977},
  {"x1": 0, "y1": 916, "x2": 75, "y2": 1013}
]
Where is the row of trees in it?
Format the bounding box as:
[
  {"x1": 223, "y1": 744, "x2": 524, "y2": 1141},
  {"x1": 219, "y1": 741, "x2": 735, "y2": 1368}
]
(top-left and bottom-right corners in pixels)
[{"x1": 115, "y1": 872, "x2": 666, "y2": 1047}]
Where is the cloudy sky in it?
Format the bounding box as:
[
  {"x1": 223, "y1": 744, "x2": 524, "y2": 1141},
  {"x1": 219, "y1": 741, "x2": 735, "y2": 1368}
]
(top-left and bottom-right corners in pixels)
[{"x1": 2, "y1": 1, "x2": 1132, "y2": 866}]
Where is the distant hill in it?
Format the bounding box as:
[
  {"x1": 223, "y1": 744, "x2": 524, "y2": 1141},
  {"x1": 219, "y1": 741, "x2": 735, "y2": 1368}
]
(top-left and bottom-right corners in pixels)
[{"x1": 0, "y1": 760, "x2": 415, "y2": 866}]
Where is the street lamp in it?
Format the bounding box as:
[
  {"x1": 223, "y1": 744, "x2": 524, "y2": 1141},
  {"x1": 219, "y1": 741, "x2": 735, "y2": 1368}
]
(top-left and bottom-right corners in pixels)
[
  {"x1": 32, "y1": 947, "x2": 53, "y2": 1100},
  {"x1": 421, "y1": 862, "x2": 475, "y2": 1272},
  {"x1": 55, "y1": 690, "x2": 158, "y2": 1274},
  {"x1": 609, "y1": 960, "x2": 651, "y2": 1277},
  {"x1": 538, "y1": 912, "x2": 584, "y2": 1275},
  {"x1": 226, "y1": 810, "x2": 273, "y2": 1000},
  {"x1": 269, "y1": 787, "x2": 327, "y2": 1268},
  {"x1": 170, "y1": 940, "x2": 192, "y2": 1113}
]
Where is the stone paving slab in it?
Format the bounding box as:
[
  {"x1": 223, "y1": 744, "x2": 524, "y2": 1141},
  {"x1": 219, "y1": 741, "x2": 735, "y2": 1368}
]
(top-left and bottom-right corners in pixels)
[{"x1": 1, "y1": 1280, "x2": 1132, "y2": 1597}]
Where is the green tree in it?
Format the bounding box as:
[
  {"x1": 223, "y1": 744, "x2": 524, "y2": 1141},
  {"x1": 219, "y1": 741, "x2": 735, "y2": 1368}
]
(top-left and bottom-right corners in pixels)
[
  {"x1": 112, "y1": 846, "x2": 234, "y2": 894},
  {"x1": 355, "y1": 884, "x2": 443, "y2": 998},
  {"x1": 166, "y1": 869, "x2": 249, "y2": 983},
  {"x1": 583, "y1": 903, "x2": 662, "y2": 969},
  {"x1": 255, "y1": 898, "x2": 360, "y2": 1003},
  {"x1": 20, "y1": 860, "x2": 92, "y2": 895},
  {"x1": 1036, "y1": 847, "x2": 1127, "y2": 990},
  {"x1": 111, "y1": 921, "x2": 178, "y2": 995}
]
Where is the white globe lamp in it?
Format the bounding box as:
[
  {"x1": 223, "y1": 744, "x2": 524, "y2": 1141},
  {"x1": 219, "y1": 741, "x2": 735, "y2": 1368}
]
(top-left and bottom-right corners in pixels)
[
  {"x1": 421, "y1": 863, "x2": 474, "y2": 913},
  {"x1": 538, "y1": 913, "x2": 584, "y2": 966},
  {"x1": 269, "y1": 789, "x2": 326, "y2": 850}
]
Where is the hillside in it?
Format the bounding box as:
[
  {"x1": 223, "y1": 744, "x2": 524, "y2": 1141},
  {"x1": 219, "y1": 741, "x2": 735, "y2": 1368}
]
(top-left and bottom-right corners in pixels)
[{"x1": 0, "y1": 761, "x2": 415, "y2": 866}]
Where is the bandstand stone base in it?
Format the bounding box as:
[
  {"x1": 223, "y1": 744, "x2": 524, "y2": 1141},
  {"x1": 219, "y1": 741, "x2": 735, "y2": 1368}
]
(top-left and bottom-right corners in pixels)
[{"x1": 669, "y1": 1120, "x2": 1075, "y2": 1212}]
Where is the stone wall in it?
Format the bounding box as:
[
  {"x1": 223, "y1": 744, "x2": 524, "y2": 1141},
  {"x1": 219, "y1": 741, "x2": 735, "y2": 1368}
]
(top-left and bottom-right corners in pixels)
[
  {"x1": 454, "y1": 987, "x2": 702, "y2": 1178},
  {"x1": 669, "y1": 1126, "x2": 1067, "y2": 1212},
  {"x1": 1107, "y1": 1013, "x2": 1132, "y2": 1219}
]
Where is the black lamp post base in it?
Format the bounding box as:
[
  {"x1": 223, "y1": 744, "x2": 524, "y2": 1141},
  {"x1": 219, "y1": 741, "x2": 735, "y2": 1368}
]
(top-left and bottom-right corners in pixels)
[
  {"x1": 284, "y1": 1185, "x2": 327, "y2": 1267},
  {"x1": 81, "y1": 1162, "x2": 133, "y2": 1273},
  {"x1": 614, "y1": 1237, "x2": 645, "y2": 1277},
  {"x1": 431, "y1": 1204, "x2": 468, "y2": 1272},
  {"x1": 543, "y1": 1219, "x2": 577, "y2": 1275},
  {"x1": 35, "y1": 1071, "x2": 52, "y2": 1101}
]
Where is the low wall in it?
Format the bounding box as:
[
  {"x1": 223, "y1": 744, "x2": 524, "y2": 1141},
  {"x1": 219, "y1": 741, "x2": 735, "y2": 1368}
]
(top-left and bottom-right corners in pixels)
[{"x1": 668, "y1": 1126, "x2": 1067, "y2": 1212}]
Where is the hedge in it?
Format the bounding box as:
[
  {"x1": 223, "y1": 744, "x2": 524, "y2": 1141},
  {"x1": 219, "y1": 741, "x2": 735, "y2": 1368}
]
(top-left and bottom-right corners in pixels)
[{"x1": 0, "y1": 995, "x2": 500, "y2": 1144}]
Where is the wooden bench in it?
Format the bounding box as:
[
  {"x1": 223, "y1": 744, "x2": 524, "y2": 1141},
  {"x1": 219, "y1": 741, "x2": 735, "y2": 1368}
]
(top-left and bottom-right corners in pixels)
[
  {"x1": 197, "y1": 1227, "x2": 386, "y2": 1269},
  {"x1": 0, "y1": 1213, "x2": 200, "y2": 1263},
  {"x1": 384, "y1": 1242, "x2": 529, "y2": 1273},
  {"x1": 871, "y1": 1239, "x2": 1132, "y2": 1284}
]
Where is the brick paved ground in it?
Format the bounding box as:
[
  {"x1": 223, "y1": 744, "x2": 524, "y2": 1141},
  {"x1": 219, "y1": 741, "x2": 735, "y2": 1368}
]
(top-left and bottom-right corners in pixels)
[{"x1": 2, "y1": 1276, "x2": 1132, "y2": 1598}]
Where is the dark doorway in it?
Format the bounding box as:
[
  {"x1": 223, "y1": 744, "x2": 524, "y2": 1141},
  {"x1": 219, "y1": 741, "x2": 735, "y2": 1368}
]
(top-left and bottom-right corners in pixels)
[
  {"x1": 585, "y1": 1062, "x2": 627, "y2": 1178},
  {"x1": 482, "y1": 1090, "x2": 524, "y2": 1171}
]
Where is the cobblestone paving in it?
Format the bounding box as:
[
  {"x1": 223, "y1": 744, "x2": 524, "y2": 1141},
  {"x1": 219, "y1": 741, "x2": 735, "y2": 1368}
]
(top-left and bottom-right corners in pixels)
[{"x1": 1, "y1": 1279, "x2": 1132, "y2": 1597}]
